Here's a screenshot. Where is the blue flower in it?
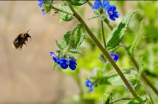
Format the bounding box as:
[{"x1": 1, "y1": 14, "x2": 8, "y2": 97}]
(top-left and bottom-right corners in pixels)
[
  {"x1": 91, "y1": 0, "x2": 109, "y2": 10},
  {"x1": 85, "y1": 79, "x2": 94, "y2": 91},
  {"x1": 110, "y1": 53, "x2": 119, "y2": 62},
  {"x1": 124, "y1": 83, "x2": 138, "y2": 92},
  {"x1": 106, "y1": 5, "x2": 120, "y2": 21},
  {"x1": 38, "y1": 0, "x2": 45, "y2": 15},
  {"x1": 124, "y1": 84, "x2": 130, "y2": 92},
  {"x1": 50, "y1": 52, "x2": 59, "y2": 63},
  {"x1": 58, "y1": 58, "x2": 77, "y2": 70}
]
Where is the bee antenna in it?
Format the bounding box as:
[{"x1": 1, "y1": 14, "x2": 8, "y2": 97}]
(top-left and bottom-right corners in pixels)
[{"x1": 27, "y1": 29, "x2": 30, "y2": 33}]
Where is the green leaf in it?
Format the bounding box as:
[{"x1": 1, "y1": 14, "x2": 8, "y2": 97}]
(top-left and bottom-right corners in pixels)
[
  {"x1": 55, "y1": 24, "x2": 85, "y2": 50},
  {"x1": 99, "y1": 71, "x2": 130, "y2": 86},
  {"x1": 128, "y1": 20, "x2": 144, "y2": 57},
  {"x1": 128, "y1": 96, "x2": 147, "y2": 104},
  {"x1": 71, "y1": 24, "x2": 85, "y2": 49},
  {"x1": 55, "y1": 31, "x2": 71, "y2": 49},
  {"x1": 59, "y1": 4, "x2": 73, "y2": 21},
  {"x1": 68, "y1": 0, "x2": 88, "y2": 6},
  {"x1": 99, "y1": 97, "x2": 104, "y2": 104},
  {"x1": 105, "y1": 94, "x2": 112, "y2": 104},
  {"x1": 106, "y1": 10, "x2": 138, "y2": 50},
  {"x1": 69, "y1": 49, "x2": 82, "y2": 54}
]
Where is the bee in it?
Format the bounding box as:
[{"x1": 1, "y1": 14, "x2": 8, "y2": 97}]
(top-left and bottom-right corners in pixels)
[{"x1": 12, "y1": 29, "x2": 31, "y2": 50}]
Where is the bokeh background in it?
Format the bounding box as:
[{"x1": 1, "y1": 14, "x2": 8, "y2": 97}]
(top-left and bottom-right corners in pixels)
[{"x1": 0, "y1": 1, "x2": 158, "y2": 104}]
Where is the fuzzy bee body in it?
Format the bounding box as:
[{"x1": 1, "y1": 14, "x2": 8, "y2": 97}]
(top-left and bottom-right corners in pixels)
[{"x1": 12, "y1": 30, "x2": 31, "y2": 50}]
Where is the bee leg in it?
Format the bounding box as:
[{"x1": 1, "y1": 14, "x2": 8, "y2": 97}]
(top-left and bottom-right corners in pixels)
[{"x1": 24, "y1": 43, "x2": 27, "y2": 47}]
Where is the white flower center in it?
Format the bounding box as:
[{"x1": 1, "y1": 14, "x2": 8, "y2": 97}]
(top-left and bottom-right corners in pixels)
[{"x1": 109, "y1": 11, "x2": 113, "y2": 15}]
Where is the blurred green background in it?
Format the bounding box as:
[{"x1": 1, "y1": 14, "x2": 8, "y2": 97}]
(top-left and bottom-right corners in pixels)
[{"x1": 0, "y1": 1, "x2": 158, "y2": 104}]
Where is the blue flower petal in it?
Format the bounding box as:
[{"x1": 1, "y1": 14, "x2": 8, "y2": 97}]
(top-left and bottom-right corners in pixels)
[
  {"x1": 60, "y1": 63, "x2": 68, "y2": 69},
  {"x1": 113, "y1": 12, "x2": 120, "y2": 18},
  {"x1": 69, "y1": 59, "x2": 77, "y2": 65},
  {"x1": 85, "y1": 79, "x2": 92, "y2": 87},
  {"x1": 94, "y1": 0, "x2": 102, "y2": 6},
  {"x1": 102, "y1": 1, "x2": 109, "y2": 8},
  {"x1": 58, "y1": 58, "x2": 67, "y2": 63},
  {"x1": 111, "y1": 5, "x2": 116, "y2": 12},
  {"x1": 69, "y1": 64, "x2": 76, "y2": 70},
  {"x1": 109, "y1": 15, "x2": 115, "y2": 21},
  {"x1": 42, "y1": 11, "x2": 46, "y2": 15},
  {"x1": 90, "y1": 85, "x2": 94, "y2": 91},
  {"x1": 38, "y1": 2, "x2": 44, "y2": 7},
  {"x1": 124, "y1": 84, "x2": 130, "y2": 92},
  {"x1": 110, "y1": 53, "x2": 119, "y2": 62},
  {"x1": 91, "y1": 0, "x2": 102, "y2": 10}
]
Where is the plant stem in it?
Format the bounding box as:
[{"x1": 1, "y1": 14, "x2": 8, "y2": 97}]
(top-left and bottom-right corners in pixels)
[
  {"x1": 51, "y1": 6, "x2": 73, "y2": 15},
  {"x1": 101, "y1": 20, "x2": 106, "y2": 48},
  {"x1": 105, "y1": 20, "x2": 158, "y2": 96},
  {"x1": 136, "y1": 75, "x2": 154, "y2": 104},
  {"x1": 68, "y1": 4, "x2": 138, "y2": 98},
  {"x1": 110, "y1": 98, "x2": 134, "y2": 104},
  {"x1": 87, "y1": 1, "x2": 93, "y2": 6}
]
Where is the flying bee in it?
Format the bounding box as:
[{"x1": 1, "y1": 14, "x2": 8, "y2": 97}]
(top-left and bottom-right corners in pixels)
[{"x1": 12, "y1": 29, "x2": 31, "y2": 50}]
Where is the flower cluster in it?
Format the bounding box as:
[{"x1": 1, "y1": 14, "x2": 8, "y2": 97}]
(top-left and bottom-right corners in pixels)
[
  {"x1": 50, "y1": 52, "x2": 77, "y2": 70},
  {"x1": 85, "y1": 79, "x2": 94, "y2": 91},
  {"x1": 38, "y1": 0, "x2": 45, "y2": 15},
  {"x1": 91, "y1": 0, "x2": 120, "y2": 21},
  {"x1": 110, "y1": 53, "x2": 119, "y2": 62}
]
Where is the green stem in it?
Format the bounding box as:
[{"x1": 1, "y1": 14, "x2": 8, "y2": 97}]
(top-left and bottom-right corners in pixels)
[
  {"x1": 110, "y1": 98, "x2": 134, "y2": 104},
  {"x1": 101, "y1": 20, "x2": 106, "y2": 48},
  {"x1": 136, "y1": 75, "x2": 154, "y2": 104},
  {"x1": 51, "y1": 6, "x2": 73, "y2": 15},
  {"x1": 87, "y1": 1, "x2": 92, "y2": 6},
  {"x1": 68, "y1": 4, "x2": 138, "y2": 98}
]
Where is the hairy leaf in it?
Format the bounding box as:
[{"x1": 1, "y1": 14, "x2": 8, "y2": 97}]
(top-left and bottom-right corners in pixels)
[
  {"x1": 69, "y1": 0, "x2": 88, "y2": 6},
  {"x1": 128, "y1": 20, "x2": 144, "y2": 57},
  {"x1": 106, "y1": 10, "x2": 138, "y2": 50},
  {"x1": 56, "y1": 31, "x2": 71, "y2": 49},
  {"x1": 71, "y1": 24, "x2": 85, "y2": 49},
  {"x1": 59, "y1": 4, "x2": 73, "y2": 21}
]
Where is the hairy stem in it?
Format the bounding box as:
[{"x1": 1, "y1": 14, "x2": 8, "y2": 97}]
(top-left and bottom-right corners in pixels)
[
  {"x1": 68, "y1": 4, "x2": 138, "y2": 98},
  {"x1": 101, "y1": 20, "x2": 106, "y2": 48},
  {"x1": 110, "y1": 98, "x2": 134, "y2": 104}
]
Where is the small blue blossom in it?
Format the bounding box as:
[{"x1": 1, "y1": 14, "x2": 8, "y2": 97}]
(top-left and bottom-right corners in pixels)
[
  {"x1": 50, "y1": 52, "x2": 77, "y2": 70},
  {"x1": 38, "y1": 0, "x2": 45, "y2": 15},
  {"x1": 124, "y1": 83, "x2": 138, "y2": 92},
  {"x1": 124, "y1": 84, "x2": 130, "y2": 92},
  {"x1": 58, "y1": 58, "x2": 77, "y2": 70},
  {"x1": 50, "y1": 52, "x2": 59, "y2": 63},
  {"x1": 110, "y1": 53, "x2": 119, "y2": 62},
  {"x1": 106, "y1": 5, "x2": 120, "y2": 21},
  {"x1": 85, "y1": 79, "x2": 94, "y2": 91},
  {"x1": 91, "y1": 0, "x2": 109, "y2": 10}
]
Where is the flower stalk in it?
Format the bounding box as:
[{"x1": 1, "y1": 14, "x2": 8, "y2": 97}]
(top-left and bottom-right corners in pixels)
[
  {"x1": 101, "y1": 20, "x2": 106, "y2": 48},
  {"x1": 68, "y1": 4, "x2": 138, "y2": 98}
]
